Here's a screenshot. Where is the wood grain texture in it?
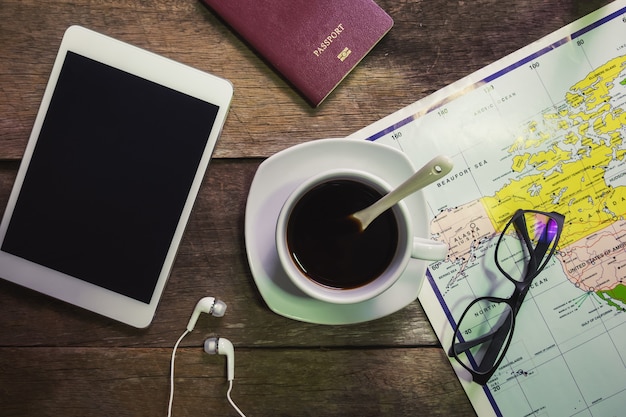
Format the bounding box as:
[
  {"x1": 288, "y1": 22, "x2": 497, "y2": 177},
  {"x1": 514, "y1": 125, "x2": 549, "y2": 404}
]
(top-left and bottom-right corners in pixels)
[
  {"x1": 0, "y1": 0, "x2": 614, "y2": 160},
  {"x1": 0, "y1": 160, "x2": 439, "y2": 349},
  {"x1": 0, "y1": 0, "x2": 616, "y2": 416},
  {"x1": 0, "y1": 347, "x2": 473, "y2": 417}
]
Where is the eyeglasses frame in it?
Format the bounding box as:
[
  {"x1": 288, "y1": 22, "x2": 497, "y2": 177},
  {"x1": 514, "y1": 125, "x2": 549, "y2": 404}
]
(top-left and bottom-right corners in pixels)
[{"x1": 448, "y1": 209, "x2": 565, "y2": 385}]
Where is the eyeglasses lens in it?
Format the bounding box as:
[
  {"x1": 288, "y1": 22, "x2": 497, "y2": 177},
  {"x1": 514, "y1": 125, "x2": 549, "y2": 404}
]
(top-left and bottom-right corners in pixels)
[
  {"x1": 452, "y1": 299, "x2": 514, "y2": 377},
  {"x1": 497, "y1": 212, "x2": 559, "y2": 283}
]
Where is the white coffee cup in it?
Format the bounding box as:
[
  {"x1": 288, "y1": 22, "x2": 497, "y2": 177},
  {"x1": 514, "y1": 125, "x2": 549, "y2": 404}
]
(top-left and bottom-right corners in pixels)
[{"x1": 276, "y1": 168, "x2": 447, "y2": 304}]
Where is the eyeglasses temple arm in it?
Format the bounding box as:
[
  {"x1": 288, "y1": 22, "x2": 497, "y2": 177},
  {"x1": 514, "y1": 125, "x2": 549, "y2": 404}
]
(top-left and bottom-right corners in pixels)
[
  {"x1": 513, "y1": 214, "x2": 554, "y2": 279},
  {"x1": 448, "y1": 311, "x2": 512, "y2": 361},
  {"x1": 449, "y1": 314, "x2": 512, "y2": 355}
]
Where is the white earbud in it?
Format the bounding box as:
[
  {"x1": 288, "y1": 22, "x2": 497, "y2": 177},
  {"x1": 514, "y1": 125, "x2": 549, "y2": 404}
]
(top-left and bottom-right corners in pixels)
[
  {"x1": 204, "y1": 337, "x2": 235, "y2": 381},
  {"x1": 186, "y1": 297, "x2": 227, "y2": 331},
  {"x1": 170, "y1": 298, "x2": 246, "y2": 417}
]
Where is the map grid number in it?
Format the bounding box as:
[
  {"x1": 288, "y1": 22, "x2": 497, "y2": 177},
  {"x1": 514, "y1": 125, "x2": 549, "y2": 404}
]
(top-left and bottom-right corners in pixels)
[{"x1": 351, "y1": 2, "x2": 626, "y2": 416}]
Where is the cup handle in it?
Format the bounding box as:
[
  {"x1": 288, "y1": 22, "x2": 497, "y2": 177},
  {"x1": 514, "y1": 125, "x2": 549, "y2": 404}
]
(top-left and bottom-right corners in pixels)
[{"x1": 411, "y1": 237, "x2": 448, "y2": 261}]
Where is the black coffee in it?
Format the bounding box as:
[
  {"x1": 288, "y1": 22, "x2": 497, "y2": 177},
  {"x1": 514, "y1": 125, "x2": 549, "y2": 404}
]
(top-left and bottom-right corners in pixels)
[{"x1": 286, "y1": 179, "x2": 399, "y2": 289}]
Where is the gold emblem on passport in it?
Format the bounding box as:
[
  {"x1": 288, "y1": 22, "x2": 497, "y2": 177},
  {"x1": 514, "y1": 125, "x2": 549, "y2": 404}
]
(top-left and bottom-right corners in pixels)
[{"x1": 337, "y1": 47, "x2": 352, "y2": 62}]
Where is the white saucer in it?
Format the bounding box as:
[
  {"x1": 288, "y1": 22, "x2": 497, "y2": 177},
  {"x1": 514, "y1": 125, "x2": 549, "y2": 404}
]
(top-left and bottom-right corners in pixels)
[{"x1": 244, "y1": 138, "x2": 430, "y2": 325}]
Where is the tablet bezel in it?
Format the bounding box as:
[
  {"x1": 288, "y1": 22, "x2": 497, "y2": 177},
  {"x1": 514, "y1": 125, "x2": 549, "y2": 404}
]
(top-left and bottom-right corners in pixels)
[{"x1": 0, "y1": 26, "x2": 233, "y2": 328}]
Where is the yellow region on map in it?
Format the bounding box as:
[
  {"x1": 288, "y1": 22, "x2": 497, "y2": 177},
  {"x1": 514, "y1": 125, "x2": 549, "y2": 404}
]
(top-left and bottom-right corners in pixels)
[
  {"x1": 434, "y1": 55, "x2": 626, "y2": 300},
  {"x1": 568, "y1": 55, "x2": 626, "y2": 112},
  {"x1": 481, "y1": 140, "x2": 626, "y2": 248}
]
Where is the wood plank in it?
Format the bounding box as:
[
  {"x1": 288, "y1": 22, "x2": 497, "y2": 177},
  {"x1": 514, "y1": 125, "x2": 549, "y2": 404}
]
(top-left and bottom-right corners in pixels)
[
  {"x1": 0, "y1": 0, "x2": 613, "y2": 160},
  {"x1": 0, "y1": 2, "x2": 618, "y2": 415},
  {"x1": 0, "y1": 160, "x2": 440, "y2": 348},
  {"x1": 0, "y1": 346, "x2": 475, "y2": 417}
]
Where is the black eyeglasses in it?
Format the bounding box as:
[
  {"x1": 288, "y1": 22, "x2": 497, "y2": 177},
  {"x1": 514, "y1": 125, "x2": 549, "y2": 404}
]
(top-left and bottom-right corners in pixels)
[{"x1": 448, "y1": 209, "x2": 565, "y2": 385}]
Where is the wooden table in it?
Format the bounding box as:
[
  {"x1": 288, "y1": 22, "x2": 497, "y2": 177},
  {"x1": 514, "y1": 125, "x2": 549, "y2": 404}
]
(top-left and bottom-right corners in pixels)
[{"x1": 0, "y1": 1, "x2": 614, "y2": 416}]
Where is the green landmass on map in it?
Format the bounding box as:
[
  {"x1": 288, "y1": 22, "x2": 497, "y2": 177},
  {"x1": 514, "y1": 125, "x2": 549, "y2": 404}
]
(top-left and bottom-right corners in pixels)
[{"x1": 598, "y1": 283, "x2": 626, "y2": 311}]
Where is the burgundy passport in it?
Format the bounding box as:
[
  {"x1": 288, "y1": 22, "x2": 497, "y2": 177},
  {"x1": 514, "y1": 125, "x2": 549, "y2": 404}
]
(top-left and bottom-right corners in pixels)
[{"x1": 200, "y1": 0, "x2": 393, "y2": 107}]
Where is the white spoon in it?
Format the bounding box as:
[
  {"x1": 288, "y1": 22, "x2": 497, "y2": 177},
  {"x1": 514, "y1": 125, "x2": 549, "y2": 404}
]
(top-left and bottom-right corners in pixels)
[{"x1": 349, "y1": 155, "x2": 454, "y2": 231}]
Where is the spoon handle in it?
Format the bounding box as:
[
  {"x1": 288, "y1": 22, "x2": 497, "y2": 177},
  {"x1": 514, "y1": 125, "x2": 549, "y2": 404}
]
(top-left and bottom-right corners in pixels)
[{"x1": 353, "y1": 155, "x2": 454, "y2": 229}]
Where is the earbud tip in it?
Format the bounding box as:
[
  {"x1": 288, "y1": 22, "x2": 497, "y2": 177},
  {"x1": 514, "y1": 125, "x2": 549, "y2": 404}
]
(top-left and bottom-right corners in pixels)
[
  {"x1": 212, "y1": 300, "x2": 227, "y2": 317},
  {"x1": 204, "y1": 337, "x2": 218, "y2": 354}
]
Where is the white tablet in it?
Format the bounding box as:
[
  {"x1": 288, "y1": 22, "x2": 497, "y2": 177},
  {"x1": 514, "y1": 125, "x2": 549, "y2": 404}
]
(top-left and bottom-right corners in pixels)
[{"x1": 0, "y1": 26, "x2": 233, "y2": 328}]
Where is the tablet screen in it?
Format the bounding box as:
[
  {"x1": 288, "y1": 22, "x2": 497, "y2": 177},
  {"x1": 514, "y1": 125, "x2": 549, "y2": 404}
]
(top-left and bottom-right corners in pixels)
[{"x1": 2, "y1": 51, "x2": 219, "y2": 303}]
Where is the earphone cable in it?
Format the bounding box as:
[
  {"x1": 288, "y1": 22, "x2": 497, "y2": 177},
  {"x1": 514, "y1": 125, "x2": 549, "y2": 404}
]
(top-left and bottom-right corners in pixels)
[
  {"x1": 167, "y1": 329, "x2": 190, "y2": 417},
  {"x1": 227, "y1": 379, "x2": 247, "y2": 417}
]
